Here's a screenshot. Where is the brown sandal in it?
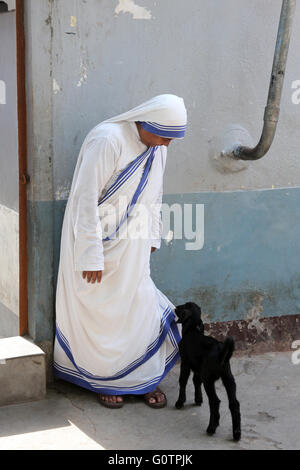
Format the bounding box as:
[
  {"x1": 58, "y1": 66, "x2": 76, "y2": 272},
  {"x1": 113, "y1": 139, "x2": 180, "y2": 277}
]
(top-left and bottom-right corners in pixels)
[
  {"x1": 143, "y1": 387, "x2": 167, "y2": 409},
  {"x1": 98, "y1": 394, "x2": 124, "y2": 409}
]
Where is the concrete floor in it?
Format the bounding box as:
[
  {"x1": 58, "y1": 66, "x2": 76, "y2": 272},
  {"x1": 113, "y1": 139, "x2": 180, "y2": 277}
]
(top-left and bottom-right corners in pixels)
[{"x1": 0, "y1": 351, "x2": 299, "y2": 450}]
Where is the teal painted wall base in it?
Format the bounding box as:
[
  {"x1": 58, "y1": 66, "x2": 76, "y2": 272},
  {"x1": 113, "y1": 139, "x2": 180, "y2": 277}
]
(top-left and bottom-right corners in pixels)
[
  {"x1": 48, "y1": 187, "x2": 300, "y2": 342},
  {"x1": 28, "y1": 201, "x2": 54, "y2": 342},
  {"x1": 151, "y1": 188, "x2": 300, "y2": 323}
]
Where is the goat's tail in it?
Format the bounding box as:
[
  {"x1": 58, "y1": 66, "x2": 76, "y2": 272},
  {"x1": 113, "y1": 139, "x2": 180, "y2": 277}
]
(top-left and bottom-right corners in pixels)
[{"x1": 219, "y1": 337, "x2": 235, "y2": 365}]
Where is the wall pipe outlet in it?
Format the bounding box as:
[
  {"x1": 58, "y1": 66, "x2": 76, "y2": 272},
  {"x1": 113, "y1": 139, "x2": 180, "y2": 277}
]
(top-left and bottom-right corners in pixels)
[{"x1": 223, "y1": 0, "x2": 296, "y2": 161}]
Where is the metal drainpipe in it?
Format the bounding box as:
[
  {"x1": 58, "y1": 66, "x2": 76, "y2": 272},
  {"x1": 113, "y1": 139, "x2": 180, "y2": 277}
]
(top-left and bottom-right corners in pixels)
[
  {"x1": 16, "y1": 0, "x2": 29, "y2": 336},
  {"x1": 226, "y1": 0, "x2": 296, "y2": 161}
]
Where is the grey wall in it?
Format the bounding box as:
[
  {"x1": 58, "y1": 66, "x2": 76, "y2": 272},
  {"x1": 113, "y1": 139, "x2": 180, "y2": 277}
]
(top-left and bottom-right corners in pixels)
[
  {"x1": 47, "y1": 0, "x2": 300, "y2": 198},
  {"x1": 24, "y1": 0, "x2": 300, "y2": 342},
  {"x1": 0, "y1": 10, "x2": 19, "y2": 338},
  {"x1": 23, "y1": 0, "x2": 300, "y2": 203}
]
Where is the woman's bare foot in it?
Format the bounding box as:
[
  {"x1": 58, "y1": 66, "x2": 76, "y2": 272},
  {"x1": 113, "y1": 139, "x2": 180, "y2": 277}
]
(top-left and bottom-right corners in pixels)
[
  {"x1": 144, "y1": 387, "x2": 167, "y2": 408},
  {"x1": 98, "y1": 394, "x2": 124, "y2": 409}
]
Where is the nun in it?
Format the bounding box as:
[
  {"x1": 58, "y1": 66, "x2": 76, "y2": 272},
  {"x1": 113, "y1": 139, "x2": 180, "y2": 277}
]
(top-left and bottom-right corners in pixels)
[{"x1": 54, "y1": 94, "x2": 187, "y2": 408}]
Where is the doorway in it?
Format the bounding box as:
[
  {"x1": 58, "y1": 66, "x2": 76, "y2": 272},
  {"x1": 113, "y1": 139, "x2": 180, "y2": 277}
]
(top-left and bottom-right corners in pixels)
[{"x1": 0, "y1": 1, "x2": 27, "y2": 338}]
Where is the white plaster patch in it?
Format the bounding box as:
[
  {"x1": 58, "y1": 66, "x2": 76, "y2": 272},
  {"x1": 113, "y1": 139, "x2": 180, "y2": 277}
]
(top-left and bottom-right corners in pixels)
[
  {"x1": 115, "y1": 0, "x2": 152, "y2": 19},
  {"x1": 164, "y1": 230, "x2": 174, "y2": 245},
  {"x1": 247, "y1": 294, "x2": 264, "y2": 320},
  {"x1": 0, "y1": 80, "x2": 6, "y2": 105},
  {"x1": 53, "y1": 79, "x2": 62, "y2": 95},
  {"x1": 212, "y1": 124, "x2": 253, "y2": 174},
  {"x1": 55, "y1": 186, "x2": 70, "y2": 201},
  {"x1": 77, "y1": 58, "x2": 88, "y2": 87},
  {"x1": 246, "y1": 294, "x2": 265, "y2": 334}
]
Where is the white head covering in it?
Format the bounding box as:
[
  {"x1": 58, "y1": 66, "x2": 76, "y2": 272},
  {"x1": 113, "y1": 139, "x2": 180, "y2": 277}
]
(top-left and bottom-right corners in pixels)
[{"x1": 104, "y1": 94, "x2": 187, "y2": 139}]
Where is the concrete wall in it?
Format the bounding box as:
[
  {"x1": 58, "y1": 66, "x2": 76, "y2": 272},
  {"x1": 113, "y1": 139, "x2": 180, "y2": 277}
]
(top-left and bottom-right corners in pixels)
[
  {"x1": 0, "y1": 10, "x2": 19, "y2": 338},
  {"x1": 25, "y1": 0, "x2": 300, "y2": 348},
  {"x1": 25, "y1": 0, "x2": 54, "y2": 343}
]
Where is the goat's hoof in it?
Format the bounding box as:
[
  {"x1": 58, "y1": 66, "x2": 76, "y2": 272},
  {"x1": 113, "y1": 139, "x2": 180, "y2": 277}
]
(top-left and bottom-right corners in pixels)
[
  {"x1": 233, "y1": 431, "x2": 241, "y2": 442},
  {"x1": 194, "y1": 400, "x2": 203, "y2": 407},
  {"x1": 175, "y1": 401, "x2": 184, "y2": 409},
  {"x1": 206, "y1": 426, "x2": 216, "y2": 436}
]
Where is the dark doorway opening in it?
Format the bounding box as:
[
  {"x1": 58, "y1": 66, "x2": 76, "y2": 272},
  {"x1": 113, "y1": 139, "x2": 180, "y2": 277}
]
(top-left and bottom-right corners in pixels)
[{"x1": 0, "y1": 2, "x2": 8, "y2": 13}]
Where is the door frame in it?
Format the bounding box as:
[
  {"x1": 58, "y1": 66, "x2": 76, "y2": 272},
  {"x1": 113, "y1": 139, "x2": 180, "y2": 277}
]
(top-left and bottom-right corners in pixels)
[{"x1": 16, "y1": 0, "x2": 28, "y2": 336}]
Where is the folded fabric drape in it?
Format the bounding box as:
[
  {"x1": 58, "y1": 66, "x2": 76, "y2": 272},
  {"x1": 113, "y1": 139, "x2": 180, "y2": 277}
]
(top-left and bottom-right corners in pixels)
[{"x1": 54, "y1": 95, "x2": 187, "y2": 394}]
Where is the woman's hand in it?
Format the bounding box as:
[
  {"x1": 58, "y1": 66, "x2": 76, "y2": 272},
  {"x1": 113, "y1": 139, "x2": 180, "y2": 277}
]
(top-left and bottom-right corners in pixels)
[{"x1": 82, "y1": 271, "x2": 103, "y2": 284}]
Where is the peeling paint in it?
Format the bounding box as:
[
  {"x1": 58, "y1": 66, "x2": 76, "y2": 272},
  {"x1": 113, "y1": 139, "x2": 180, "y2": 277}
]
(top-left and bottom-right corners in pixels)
[
  {"x1": 77, "y1": 58, "x2": 88, "y2": 87},
  {"x1": 70, "y1": 16, "x2": 77, "y2": 28},
  {"x1": 0, "y1": 80, "x2": 6, "y2": 105},
  {"x1": 53, "y1": 79, "x2": 62, "y2": 95},
  {"x1": 115, "y1": 0, "x2": 152, "y2": 19},
  {"x1": 246, "y1": 294, "x2": 266, "y2": 334},
  {"x1": 164, "y1": 230, "x2": 174, "y2": 245},
  {"x1": 246, "y1": 294, "x2": 264, "y2": 321},
  {"x1": 205, "y1": 314, "x2": 300, "y2": 354},
  {"x1": 55, "y1": 186, "x2": 70, "y2": 201}
]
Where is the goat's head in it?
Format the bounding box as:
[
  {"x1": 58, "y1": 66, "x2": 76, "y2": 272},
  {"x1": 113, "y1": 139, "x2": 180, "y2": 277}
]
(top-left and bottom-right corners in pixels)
[{"x1": 175, "y1": 302, "x2": 204, "y2": 334}]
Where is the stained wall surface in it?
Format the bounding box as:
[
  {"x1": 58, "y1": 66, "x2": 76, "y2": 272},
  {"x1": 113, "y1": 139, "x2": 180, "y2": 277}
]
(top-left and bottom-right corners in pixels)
[{"x1": 24, "y1": 0, "x2": 300, "y2": 343}]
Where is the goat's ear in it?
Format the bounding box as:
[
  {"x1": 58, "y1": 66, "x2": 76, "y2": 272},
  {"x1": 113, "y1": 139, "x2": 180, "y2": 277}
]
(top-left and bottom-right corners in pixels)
[
  {"x1": 197, "y1": 320, "x2": 205, "y2": 334},
  {"x1": 185, "y1": 302, "x2": 202, "y2": 317},
  {"x1": 192, "y1": 303, "x2": 202, "y2": 317},
  {"x1": 178, "y1": 309, "x2": 192, "y2": 326}
]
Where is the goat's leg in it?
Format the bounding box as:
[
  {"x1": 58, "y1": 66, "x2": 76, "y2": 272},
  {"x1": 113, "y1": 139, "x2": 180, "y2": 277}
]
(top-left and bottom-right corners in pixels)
[
  {"x1": 221, "y1": 367, "x2": 241, "y2": 441},
  {"x1": 203, "y1": 380, "x2": 221, "y2": 436},
  {"x1": 175, "y1": 362, "x2": 191, "y2": 409},
  {"x1": 192, "y1": 372, "x2": 203, "y2": 406}
]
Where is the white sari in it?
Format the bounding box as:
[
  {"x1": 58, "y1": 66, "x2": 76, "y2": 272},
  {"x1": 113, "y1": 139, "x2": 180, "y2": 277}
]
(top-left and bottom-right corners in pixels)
[{"x1": 54, "y1": 95, "x2": 187, "y2": 395}]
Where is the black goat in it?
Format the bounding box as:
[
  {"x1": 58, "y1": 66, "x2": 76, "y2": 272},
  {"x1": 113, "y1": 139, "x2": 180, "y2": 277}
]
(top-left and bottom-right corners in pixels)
[{"x1": 175, "y1": 302, "x2": 241, "y2": 441}]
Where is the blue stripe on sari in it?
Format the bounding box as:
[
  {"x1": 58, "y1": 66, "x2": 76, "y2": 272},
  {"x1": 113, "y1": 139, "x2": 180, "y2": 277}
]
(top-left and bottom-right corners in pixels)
[
  {"x1": 53, "y1": 319, "x2": 180, "y2": 395},
  {"x1": 98, "y1": 147, "x2": 152, "y2": 205},
  {"x1": 55, "y1": 305, "x2": 180, "y2": 382},
  {"x1": 141, "y1": 121, "x2": 186, "y2": 138},
  {"x1": 98, "y1": 146, "x2": 157, "y2": 241}
]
